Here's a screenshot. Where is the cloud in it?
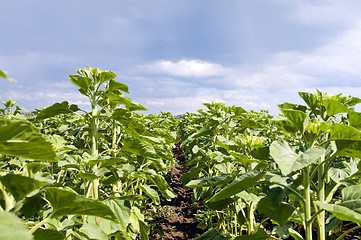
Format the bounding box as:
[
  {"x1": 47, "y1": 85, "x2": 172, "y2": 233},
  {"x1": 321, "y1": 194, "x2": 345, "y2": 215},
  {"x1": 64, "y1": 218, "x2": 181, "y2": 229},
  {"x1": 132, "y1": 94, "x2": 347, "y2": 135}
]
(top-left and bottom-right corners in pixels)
[
  {"x1": 226, "y1": 20, "x2": 361, "y2": 93},
  {"x1": 141, "y1": 59, "x2": 226, "y2": 78}
]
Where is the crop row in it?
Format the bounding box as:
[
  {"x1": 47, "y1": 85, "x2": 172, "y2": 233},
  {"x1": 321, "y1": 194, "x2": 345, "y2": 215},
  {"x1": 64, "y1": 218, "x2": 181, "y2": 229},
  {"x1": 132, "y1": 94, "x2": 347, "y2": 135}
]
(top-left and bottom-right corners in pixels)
[{"x1": 1, "y1": 68, "x2": 361, "y2": 240}]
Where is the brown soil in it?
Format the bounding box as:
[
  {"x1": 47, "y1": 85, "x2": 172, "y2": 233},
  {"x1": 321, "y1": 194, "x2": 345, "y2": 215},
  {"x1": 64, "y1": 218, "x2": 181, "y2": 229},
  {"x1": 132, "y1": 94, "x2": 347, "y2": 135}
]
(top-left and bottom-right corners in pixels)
[{"x1": 146, "y1": 143, "x2": 204, "y2": 240}]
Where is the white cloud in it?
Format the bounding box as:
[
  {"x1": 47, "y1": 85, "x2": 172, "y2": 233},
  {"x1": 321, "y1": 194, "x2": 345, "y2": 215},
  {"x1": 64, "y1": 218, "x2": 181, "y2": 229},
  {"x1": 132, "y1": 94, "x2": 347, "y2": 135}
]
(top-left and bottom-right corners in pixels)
[
  {"x1": 226, "y1": 20, "x2": 361, "y2": 94},
  {"x1": 141, "y1": 59, "x2": 226, "y2": 78}
]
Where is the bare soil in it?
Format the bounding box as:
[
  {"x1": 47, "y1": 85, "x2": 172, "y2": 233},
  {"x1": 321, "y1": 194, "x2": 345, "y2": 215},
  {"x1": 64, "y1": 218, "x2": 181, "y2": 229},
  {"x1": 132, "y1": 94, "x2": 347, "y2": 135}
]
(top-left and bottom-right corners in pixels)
[{"x1": 146, "y1": 143, "x2": 204, "y2": 239}]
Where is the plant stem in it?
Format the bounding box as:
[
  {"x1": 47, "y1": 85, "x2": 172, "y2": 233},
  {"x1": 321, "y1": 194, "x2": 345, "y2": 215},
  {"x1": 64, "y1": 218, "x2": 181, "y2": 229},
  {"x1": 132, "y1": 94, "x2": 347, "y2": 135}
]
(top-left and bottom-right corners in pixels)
[
  {"x1": 317, "y1": 154, "x2": 326, "y2": 240},
  {"x1": 29, "y1": 215, "x2": 52, "y2": 234},
  {"x1": 90, "y1": 97, "x2": 99, "y2": 199},
  {"x1": 247, "y1": 202, "x2": 254, "y2": 234},
  {"x1": 304, "y1": 168, "x2": 313, "y2": 240}
]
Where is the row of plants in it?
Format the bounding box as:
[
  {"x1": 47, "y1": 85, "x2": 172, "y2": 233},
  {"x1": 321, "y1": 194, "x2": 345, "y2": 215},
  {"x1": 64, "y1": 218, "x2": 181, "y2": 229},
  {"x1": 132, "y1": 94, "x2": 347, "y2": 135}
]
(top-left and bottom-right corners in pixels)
[
  {"x1": 2, "y1": 67, "x2": 361, "y2": 239},
  {"x1": 0, "y1": 67, "x2": 179, "y2": 239},
  {"x1": 179, "y1": 91, "x2": 361, "y2": 240}
]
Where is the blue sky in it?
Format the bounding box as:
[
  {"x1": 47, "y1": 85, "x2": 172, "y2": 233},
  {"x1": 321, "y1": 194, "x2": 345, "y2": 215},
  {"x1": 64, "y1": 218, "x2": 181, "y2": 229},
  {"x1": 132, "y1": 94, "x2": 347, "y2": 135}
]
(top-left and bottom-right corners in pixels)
[{"x1": 2, "y1": 0, "x2": 361, "y2": 114}]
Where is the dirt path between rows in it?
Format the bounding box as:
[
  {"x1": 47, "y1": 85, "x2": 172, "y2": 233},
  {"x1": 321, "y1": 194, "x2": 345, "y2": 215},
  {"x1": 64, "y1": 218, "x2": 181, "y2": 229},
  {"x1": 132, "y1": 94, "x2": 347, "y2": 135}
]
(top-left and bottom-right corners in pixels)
[{"x1": 146, "y1": 143, "x2": 204, "y2": 239}]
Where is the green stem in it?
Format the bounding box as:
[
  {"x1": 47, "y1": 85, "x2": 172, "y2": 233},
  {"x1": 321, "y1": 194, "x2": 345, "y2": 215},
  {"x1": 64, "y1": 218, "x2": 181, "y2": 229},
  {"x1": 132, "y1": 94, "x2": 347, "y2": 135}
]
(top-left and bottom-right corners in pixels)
[
  {"x1": 326, "y1": 182, "x2": 342, "y2": 203},
  {"x1": 304, "y1": 168, "x2": 313, "y2": 240},
  {"x1": 247, "y1": 202, "x2": 254, "y2": 234},
  {"x1": 90, "y1": 96, "x2": 99, "y2": 199},
  {"x1": 317, "y1": 154, "x2": 326, "y2": 240},
  {"x1": 29, "y1": 215, "x2": 52, "y2": 234}
]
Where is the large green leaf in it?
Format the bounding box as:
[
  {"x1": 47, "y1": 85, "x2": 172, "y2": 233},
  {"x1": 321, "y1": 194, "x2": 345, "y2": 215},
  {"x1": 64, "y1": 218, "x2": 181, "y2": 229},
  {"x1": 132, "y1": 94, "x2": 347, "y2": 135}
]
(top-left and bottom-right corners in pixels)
[
  {"x1": 348, "y1": 111, "x2": 361, "y2": 128},
  {"x1": 324, "y1": 99, "x2": 352, "y2": 116},
  {"x1": 207, "y1": 171, "x2": 265, "y2": 202},
  {"x1": 140, "y1": 184, "x2": 160, "y2": 205},
  {"x1": 205, "y1": 197, "x2": 234, "y2": 210},
  {"x1": 270, "y1": 141, "x2": 325, "y2": 175},
  {"x1": 185, "y1": 174, "x2": 234, "y2": 188},
  {"x1": 0, "y1": 118, "x2": 57, "y2": 161},
  {"x1": 279, "y1": 109, "x2": 308, "y2": 133},
  {"x1": 44, "y1": 187, "x2": 117, "y2": 221},
  {"x1": 299, "y1": 92, "x2": 318, "y2": 113},
  {"x1": 107, "y1": 79, "x2": 129, "y2": 93},
  {"x1": 36, "y1": 101, "x2": 79, "y2": 120},
  {"x1": 145, "y1": 170, "x2": 176, "y2": 200},
  {"x1": 68, "y1": 75, "x2": 92, "y2": 92},
  {"x1": 194, "y1": 228, "x2": 228, "y2": 240},
  {"x1": 0, "y1": 174, "x2": 50, "y2": 202},
  {"x1": 97, "y1": 70, "x2": 117, "y2": 85},
  {"x1": 278, "y1": 102, "x2": 307, "y2": 112},
  {"x1": 342, "y1": 185, "x2": 361, "y2": 201},
  {"x1": 90, "y1": 199, "x2": 131, "y2": 235},
  {"x1": 335, "y1": 140, "x2": 361, "y2": 158},
  {"x1": 329, "y1": 123, "x2": 361, "y2": 141},
  {"x1": 315, "y1": 201, "x2": 361, "y2": 224},
  {"x1": 234, "y1": 228, "x2": 270, "y2": 240},
  {"x1": 33, "y1": 229, "x2": 64, "y2": 240},
  {"x1": 257, "y1": 197, "x2": 294, "y2": 226},
  {"x1": 78, "y1": 223, "x2": 108, "y2": 240},
  {"x1": 0, "y1": 211, "x2": 32, "y2": 240}
]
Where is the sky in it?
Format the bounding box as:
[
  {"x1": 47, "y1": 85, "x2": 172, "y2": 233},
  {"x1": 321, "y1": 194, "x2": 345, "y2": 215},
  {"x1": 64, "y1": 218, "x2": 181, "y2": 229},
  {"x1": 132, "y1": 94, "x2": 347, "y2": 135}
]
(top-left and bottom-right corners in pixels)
[{"x1": 2, "y1": 0, "x2": 361, "y2": 115}]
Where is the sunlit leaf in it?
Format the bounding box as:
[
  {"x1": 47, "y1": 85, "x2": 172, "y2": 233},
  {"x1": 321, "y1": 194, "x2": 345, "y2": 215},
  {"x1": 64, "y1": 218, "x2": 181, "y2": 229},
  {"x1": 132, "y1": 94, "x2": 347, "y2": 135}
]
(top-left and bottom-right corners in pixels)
[
  {"x1": 36, "y1": 101, "x2": 79, "y2": 120},
  {"x1": 0, "y1": 118, "x2": 57, "y2": 161},
  {"x1": 45, "y1": 187, "x2": 117, "y2": 221},
  {"x1": 78, "y1": 223, "x2": 108, "y2": 240},
  {"x1": 0, "y1": 211, "x2": 32, "y2": 240},
  {"x1": 207, "y1": 171, "x2": 265, "y2": 202},
  {"x1": 0, "y1": 174, "x2": 50, "y2": 202}
]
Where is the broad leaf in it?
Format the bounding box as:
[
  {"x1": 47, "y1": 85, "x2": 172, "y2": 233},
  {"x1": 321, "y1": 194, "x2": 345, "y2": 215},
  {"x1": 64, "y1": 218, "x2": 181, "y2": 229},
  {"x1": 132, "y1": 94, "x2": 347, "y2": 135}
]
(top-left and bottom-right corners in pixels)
[
  {"x1": 0, "y1": 118, "x2": 57, "y2": 161},
  {"x1": 145, "y1": 170, "x2": 176, "y2": 200},
  {"x1": 270, "y1": 141, "x2": 325, "y2": 175},
  {"x1": 280, "y1": 109, "x2": 308, "y2": 133},
  {"x1": 107, "y1": 79, "x2": 129, "y2": 93},
  {"x1": 68, "y1": 75, "x2": 92, "y2": 92},
  {"x1": 79, "y1": 223, "x2": 108, "y2": 240},
  {"x1": 33, "y1": 229, "x2": 64, "y2": 240},
  {"x1": 315, "y1": 201, "x2": 361, "y2": 224},
  {"x1": 0, "y1": 211, "x2": 32, "y2": 240},
  {"x1": 329, "y1": 123, "x2": 361, "y2": 141},
  {"x1": 45, "y1": 187, "x2": 117, "y2": 221},
  {"x1": 342, "y1": 185, "x2": 361, "y2": 201},
  {"x1": 97, "y1": 70, "x2": 117, "y2": 85},
  {"x1": 207, "y1": 170, "x2": 265, "y2": 202},
  {"x1": 234, "y1": 228, "x2": 270, "y2": 240},
  {"x1": 324, "y1": 99, "x2": 351, "y2": 116},
  {"x1": 335, "y1": 140, "x2": 361, "y2": 158},
  {"x1": 348, "y1": 111, "x2": 361, "y2": 128},
  {"x1": 92, "y1": 199, "x2": 131, "y2": 234},
  {"x1": 299, "y1": 92, "x2": 318, "y2": 113},
  {"x1": 205, "y1": 197, "x2": 234, "y2": 210},
  {"x1": 0, "y1": 174, "x2": 49, "y2": 202},
  {"x1": 194, "y1": 228, "x2": 228, "y2": 240},
  {"x1": 257, "y1": 197, "x2": 294, "y2": 226},
  {"x1": 36, "y1": 101, "x2": 79, "y2": 120},
  {"x1": 185, "y1": 174, "x2": 234, "y2": 188},
  {"x1": 140, "y1": 184, "x2": 160, "y2": 205}
]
